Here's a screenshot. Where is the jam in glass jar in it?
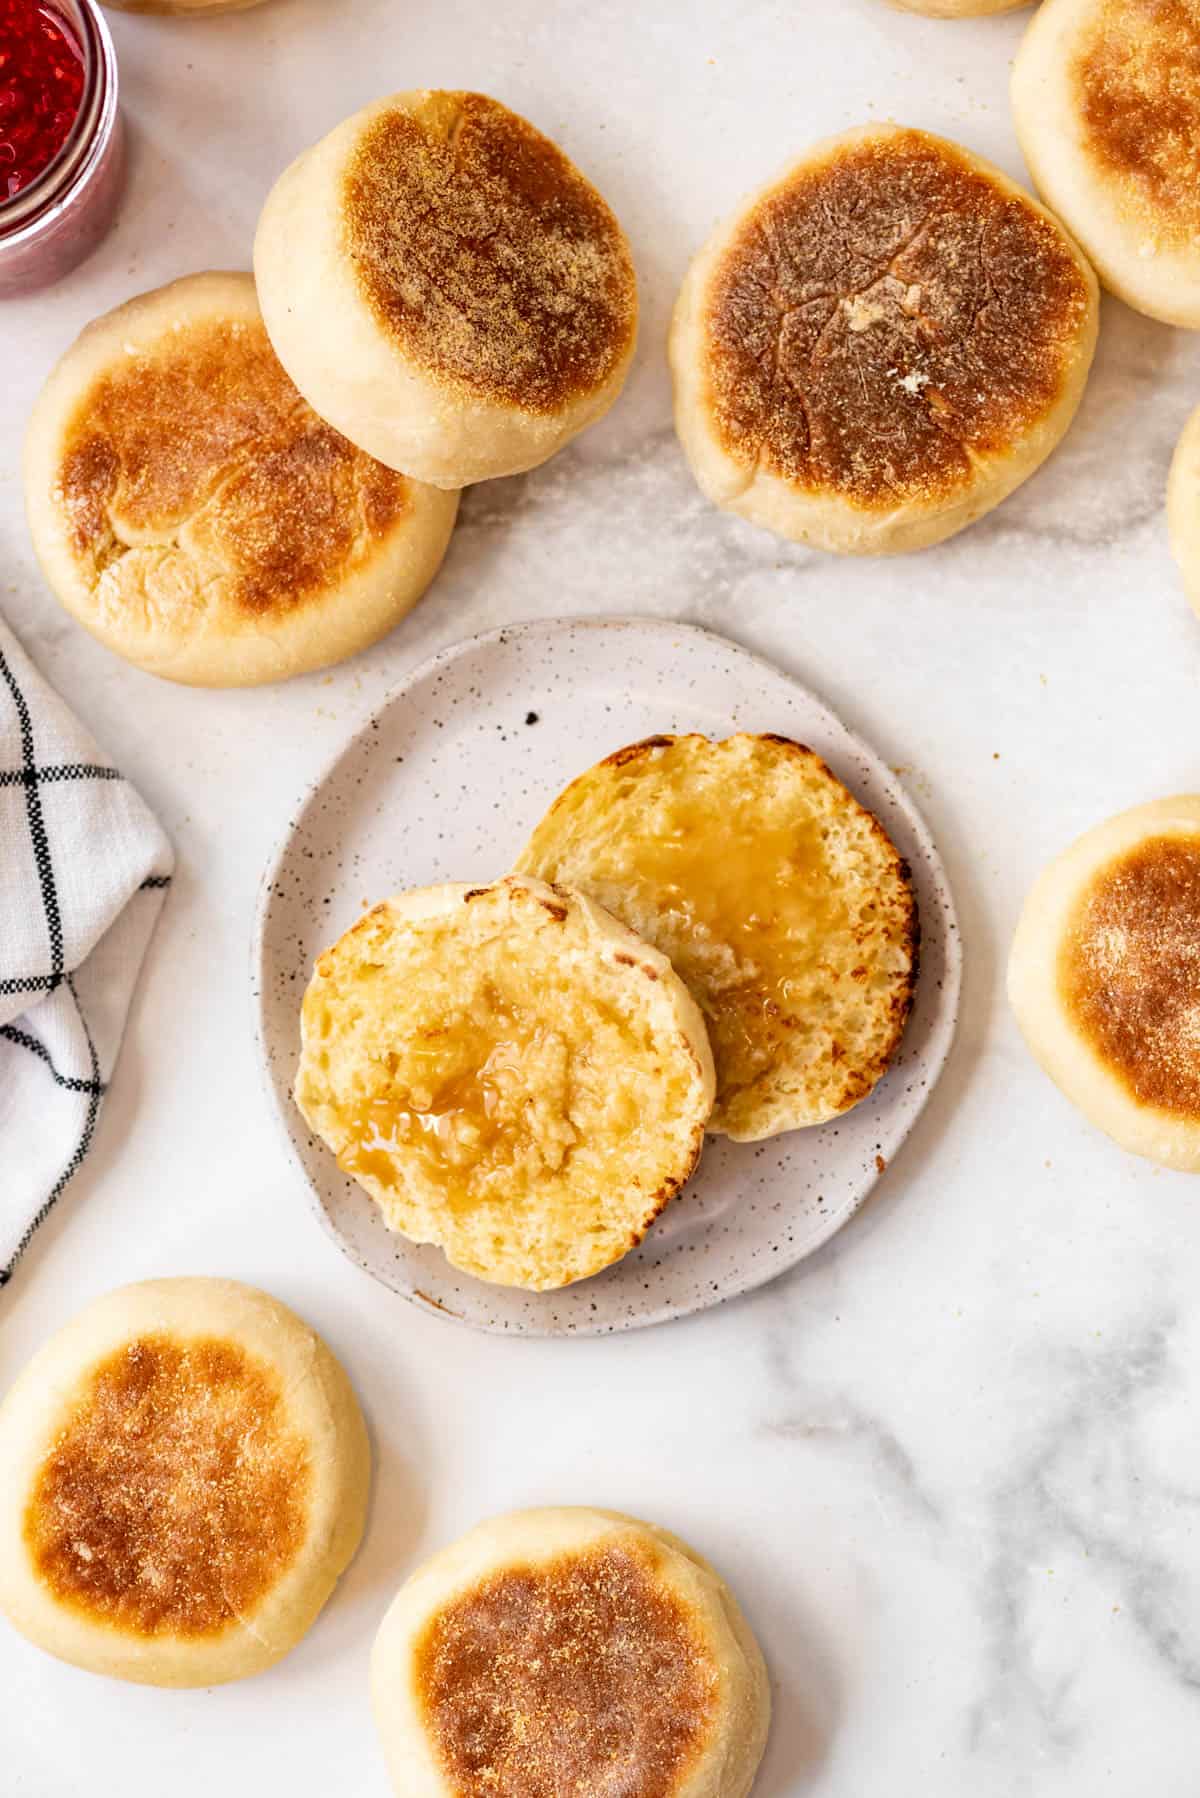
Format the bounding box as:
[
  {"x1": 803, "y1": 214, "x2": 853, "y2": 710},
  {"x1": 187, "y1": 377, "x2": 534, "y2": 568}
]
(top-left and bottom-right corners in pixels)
[{"x1": 0, "y1": 0, "x2": 124, "y2": 296}]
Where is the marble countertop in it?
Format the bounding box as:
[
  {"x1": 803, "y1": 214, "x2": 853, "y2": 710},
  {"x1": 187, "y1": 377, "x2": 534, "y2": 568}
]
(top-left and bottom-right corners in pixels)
[{"x1": 5, "y1": 1, "x2": 1200, "y2": 1792}]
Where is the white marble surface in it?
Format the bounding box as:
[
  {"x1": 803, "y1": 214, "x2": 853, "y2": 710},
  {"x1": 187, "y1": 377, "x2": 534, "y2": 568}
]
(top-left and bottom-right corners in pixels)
[{"x1": 4, "y1": 0, "x2": 1200, "y2": 1791}]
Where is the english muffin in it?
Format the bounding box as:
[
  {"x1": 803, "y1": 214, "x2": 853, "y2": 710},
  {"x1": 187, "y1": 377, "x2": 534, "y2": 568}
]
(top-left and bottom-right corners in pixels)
[
  {"x1": 371, "y1": 1507, "x2": 771, "y2": 1798},
  {"x1": 0, "y1": 1279, "x2": 369, "y2": 1686},
  {"x1": 1013, "y1": 0, "x2": 1200, "y2": 326},
  {"x1": 254, "y1": 91, "x2": 638, "y2": 488},
  {"x1": 516, "y1": 734, "x2": 918, "y2": 1142},
  {"x1": 294, "y1": 876, "x2": 715, "y2": 1290},
  {"x1": 670, "y1": 124, "x2": 1098, "y2": 554},
  {"x1": 887, "y1": 0, "x2": 1030, "y2": 14},
  {"x1": 1009, "y1": 797, "x2": 1200, "y2": 1168},
  {"x1": 1168, "y1": 401, "x2": 1200, "y2": 616},
  {"x1": 24, "y1": 272, "x2": 458, "y2": 687}
]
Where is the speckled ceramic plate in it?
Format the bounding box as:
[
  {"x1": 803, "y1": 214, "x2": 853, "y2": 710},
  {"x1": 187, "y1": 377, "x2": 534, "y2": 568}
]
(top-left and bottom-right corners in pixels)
[{"x1": 254, "y1": 617, "x2": 960, "y2": 1335}]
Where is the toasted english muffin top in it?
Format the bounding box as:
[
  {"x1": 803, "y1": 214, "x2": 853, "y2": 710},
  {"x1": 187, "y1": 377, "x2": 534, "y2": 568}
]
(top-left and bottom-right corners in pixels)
[
  {"x1": 342, "y1": 93, "x2": 637, "y2": 415},
  {"x1": 1073, "y1": 0, "x2": 1200, "y2": 242},
  {"x1": 414, "y1": 1537, "x2": 720, "y2": 1797},
  {"x1": 700, "y1": 126, "x2": 1093, "y2": 511},
  {"x1": 52, "y1": 277, "x2": 411, "y2": 625},
  {"x1": 24, "y1": 1331, "x2": 311, "y2": 1640},
  {"x1": 1060, "y1": 831, "x2": 1200, "y2": 1121}
]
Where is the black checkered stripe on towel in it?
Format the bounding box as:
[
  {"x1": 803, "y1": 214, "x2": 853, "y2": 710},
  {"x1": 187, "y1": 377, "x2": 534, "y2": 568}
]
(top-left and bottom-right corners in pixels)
[
  {"x1": 0, "y1": 641, "x2": 171, "y2": 1285},
  {"x1": 0, "y1": 980, "x2": 103, "y2": 1285}
]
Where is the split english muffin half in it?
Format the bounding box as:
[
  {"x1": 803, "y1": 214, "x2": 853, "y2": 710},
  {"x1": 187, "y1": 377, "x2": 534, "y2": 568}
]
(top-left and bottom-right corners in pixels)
[
  {"x1": 371, "y1": 1507, "x2": 770, "y2": 1798},
  {"x1": 1009, "y1": 797, "x2": 1200, "y2": 1168},
  {"x1": 24, "y1": 272, "x2": 459, "y2": 686},
  {"x1": 294, "y1": 876, "x2": 715, "y2": 1291},
  {"x1": 0, "y1": 1279, "x2": 369, "y2": 1686},
  {"x1": 670, "y1": 123, "x2": 1098, "y2": 554},
  {"x1": 517, "y1": 733, "x2": 918, "y2": 1142}
]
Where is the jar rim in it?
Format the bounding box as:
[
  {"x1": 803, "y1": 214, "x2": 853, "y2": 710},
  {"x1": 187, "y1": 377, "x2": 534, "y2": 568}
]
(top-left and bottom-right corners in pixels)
[{"x1": 0, "y1": 0, "x2": 115, "y2": 233}]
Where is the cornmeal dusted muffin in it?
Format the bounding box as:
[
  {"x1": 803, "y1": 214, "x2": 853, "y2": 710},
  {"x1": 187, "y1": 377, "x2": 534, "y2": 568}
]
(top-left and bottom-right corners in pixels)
[
  {"x1": 1014, "y1": 0, "x2": 1200, "y2": 326},
  {"x1": 255, "y1": 91, "x2": 638, "y2": 487},
  {"x1": 1010, "y1": 797, "x2": 1200, "y2": 1169},
  {"x1": 671, "y1": 124, "x2": 1098, "y2": 553},
  {"x1": 0, "y1": 1280, "x2": 369, "y2": 1685},
  {"x1": 24, "y1": 273, "x2": 458, "y2": 685},
  {"x1": 371, "y1": 1509, "x2": 770, "y2": 1798}
]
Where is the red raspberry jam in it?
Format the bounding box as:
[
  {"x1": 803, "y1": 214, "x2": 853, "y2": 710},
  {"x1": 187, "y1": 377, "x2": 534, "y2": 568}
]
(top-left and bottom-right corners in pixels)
[
  {"x1": 0, "y1": 0, "x2": 122, "y2": 294},
  {"x1": 0, "y1": 1, "x2": 86, "y2": 200}
]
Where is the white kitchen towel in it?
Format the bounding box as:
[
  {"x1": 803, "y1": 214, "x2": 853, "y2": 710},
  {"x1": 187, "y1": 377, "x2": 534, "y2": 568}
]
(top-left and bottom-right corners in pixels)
[{"x1": 0, "y1": 618, "x2": 173, "y2": 1287}]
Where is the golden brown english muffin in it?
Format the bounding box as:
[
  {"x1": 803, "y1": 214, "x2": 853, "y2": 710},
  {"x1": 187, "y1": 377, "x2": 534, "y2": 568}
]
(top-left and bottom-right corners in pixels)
[
  {"x1": 1009, "y1": 797, "x2": 1200, "y2": 1168},
  {"x1": 371, "y1": 1508, "x2": 771, "y2": 1798},
  {"x1": 254, "y1": 90, "x2": 638, "y2": 488},
  {"x1": 887, "y1": 0, "x2": 1031, "y2": 14},
  {"x1": 294, "y1": 876, "x2": 715, "y2": 1290},
  {"x1": 0, "y1": 1279, "x2": 369, "y2": 1686},
  {"x1": 24, "y1": 272, "x2": 458, "y2": 687},
  {"x1": 670, "y1": 123, "x2": 1098, "y2": 554},
  {"x1": 516, "y1": 734, "x2": 918, "y2": 1142},
  {"x1": 1013, "y1": 0, "x2": 1200, "y2": 326}
]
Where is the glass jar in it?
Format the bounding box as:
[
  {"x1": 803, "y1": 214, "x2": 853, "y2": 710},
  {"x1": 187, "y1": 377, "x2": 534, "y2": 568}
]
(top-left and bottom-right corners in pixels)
[{"x1": 0, "y1": 0, "x2": 124, "y2": 297}]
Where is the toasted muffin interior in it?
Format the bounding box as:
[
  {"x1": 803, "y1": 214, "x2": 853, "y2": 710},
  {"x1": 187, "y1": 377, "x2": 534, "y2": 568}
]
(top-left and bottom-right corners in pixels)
[
  {"x1": 1059, "y1": 832, "x2": 1200, "y2": 1120},
  {"x1": 24, "y1": 1333, "x2": 311, "y2": 1641},
  {"x1": 414, "y1": 1538, "x2": 720, "y2": 1796},
  {"x1": 701, "y1": 127, "x2": 1093, "y2": 510},
  {"x1": 1072, "y1": 0, "x2": 1200, "y2": 242},
  {"x1": 55, "y1": 301, "x2": 411, "y2": 636},
  {"x1": 295, "y1": 878, "x2": 713, "y2": 1290},
  {"x1": 343, "y1": 92, "x2": 637, "y2": 415},
  {"x1": 517, "y1": 734, "x2": 917, "y2": 1140}
]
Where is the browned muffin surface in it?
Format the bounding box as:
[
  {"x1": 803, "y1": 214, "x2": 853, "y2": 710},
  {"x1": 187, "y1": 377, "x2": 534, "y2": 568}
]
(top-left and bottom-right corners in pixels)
[
  {"x1": 414, "y1": 1541, "x2": 719, "y2": 1798},
  {"x1": 344, "y1": 93, "x2": 637, "y2": 414},
  {"x1": 58, "y1": 315, "x2": 410, "y2": 620},
  {"x1": 25, "y1": 1334, "x2": 311, "y2": 1639},
  {"x1": 703, "y1": 128, "x2": 1093, "y2": 508},
  {"x1": 1074, "y1": 0, "x2": 1200, "y2": 241},
  {"x1": 1060, "y1": 833, "x2": 1200, "y2": 1118}
]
